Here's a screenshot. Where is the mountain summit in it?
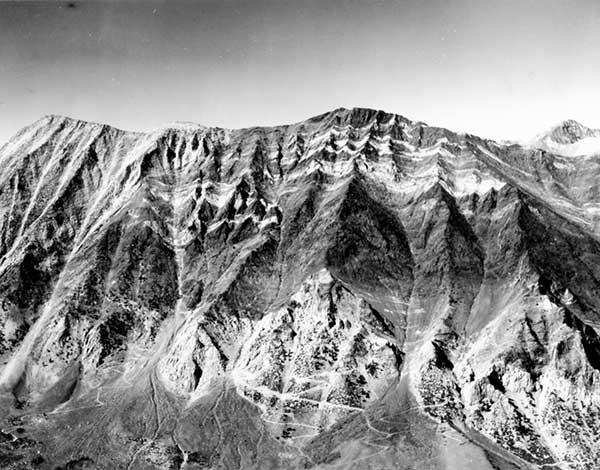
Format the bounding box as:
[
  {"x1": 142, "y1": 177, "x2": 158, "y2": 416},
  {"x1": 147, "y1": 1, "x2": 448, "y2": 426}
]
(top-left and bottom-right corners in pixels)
[
  {"x1": 544, "y1": 119, "x2": 600, "y2": 144},
  {"x1": 532, "y1": 119, "x2": 600, "y2": 156},
  {"x1": 0, "y1": 108, "x2": 599, "y2": 470}
]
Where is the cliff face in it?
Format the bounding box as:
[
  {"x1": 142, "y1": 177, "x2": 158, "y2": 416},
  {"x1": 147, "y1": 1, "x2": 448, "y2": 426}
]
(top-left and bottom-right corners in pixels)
[{"x1": 0, "y1": 108, "x2": 599, "y2": 470}]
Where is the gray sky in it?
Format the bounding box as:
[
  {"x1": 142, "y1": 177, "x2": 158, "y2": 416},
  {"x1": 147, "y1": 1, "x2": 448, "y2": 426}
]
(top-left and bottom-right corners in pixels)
[{"x1": 1, "y1": 0, "x2": 599, "y2": 144}]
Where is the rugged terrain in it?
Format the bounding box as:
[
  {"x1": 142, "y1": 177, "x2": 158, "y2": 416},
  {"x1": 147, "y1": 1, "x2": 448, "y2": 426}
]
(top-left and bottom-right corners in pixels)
[{"x1": 0, "y1": 107, "x2": 599, "y2": 469}]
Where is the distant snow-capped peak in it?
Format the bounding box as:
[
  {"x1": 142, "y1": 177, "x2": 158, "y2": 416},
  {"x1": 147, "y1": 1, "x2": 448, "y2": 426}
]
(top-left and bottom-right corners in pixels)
[{"x1": 530, "y1": 119, "x2": 600, "y2": 156}]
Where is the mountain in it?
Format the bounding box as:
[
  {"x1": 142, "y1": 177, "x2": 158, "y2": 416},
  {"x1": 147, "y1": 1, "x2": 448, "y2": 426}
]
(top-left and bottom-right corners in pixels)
[
  {"x1": 531, "y1": 119, "x2": 600, "y2": 157},
  {"x1": 0, "y1": 107, "x2": 599, "y2": 470}
]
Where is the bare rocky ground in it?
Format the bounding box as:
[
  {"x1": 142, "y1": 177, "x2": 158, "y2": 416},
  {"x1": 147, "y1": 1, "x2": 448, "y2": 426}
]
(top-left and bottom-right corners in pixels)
[{"x1": 0, "y1": 108, "x2": 599, "y2": 469}]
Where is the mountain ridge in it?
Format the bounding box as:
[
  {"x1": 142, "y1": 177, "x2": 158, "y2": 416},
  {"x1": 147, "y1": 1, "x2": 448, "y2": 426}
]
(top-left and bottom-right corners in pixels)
[
  {"x1": 11, "y1": 109, "x2": 600, "y2": 151},
  {"x1": 23, "y1": 107, "x2": 418, "y2": 133}
]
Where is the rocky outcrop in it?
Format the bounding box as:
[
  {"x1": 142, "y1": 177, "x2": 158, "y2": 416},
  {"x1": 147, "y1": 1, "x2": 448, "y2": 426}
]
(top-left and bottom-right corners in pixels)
[{"x1": 0, "y1": 108, "x2": 599, "y2": 469}]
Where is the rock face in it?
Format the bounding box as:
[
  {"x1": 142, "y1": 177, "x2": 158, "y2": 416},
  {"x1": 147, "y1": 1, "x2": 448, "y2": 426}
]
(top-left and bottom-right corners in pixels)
[{"x1": 0, "y1": 108, "x2": 599, "y2": 469}]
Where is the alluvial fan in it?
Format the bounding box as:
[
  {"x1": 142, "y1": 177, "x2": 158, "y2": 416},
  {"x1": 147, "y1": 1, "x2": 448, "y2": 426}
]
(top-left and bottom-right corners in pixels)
[{"x1": 0, "y1": 108, "x2": 599, "y2": 469}]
